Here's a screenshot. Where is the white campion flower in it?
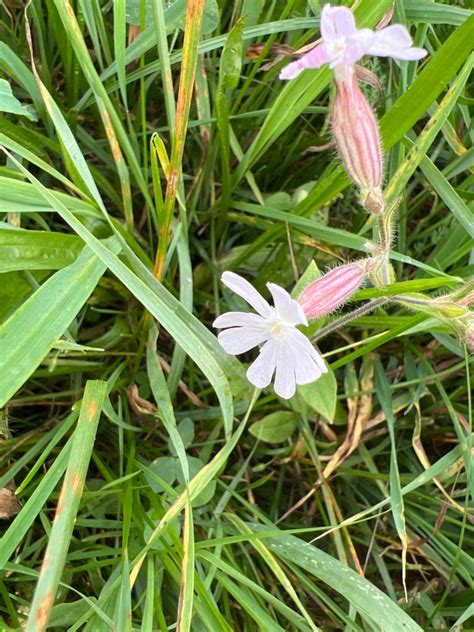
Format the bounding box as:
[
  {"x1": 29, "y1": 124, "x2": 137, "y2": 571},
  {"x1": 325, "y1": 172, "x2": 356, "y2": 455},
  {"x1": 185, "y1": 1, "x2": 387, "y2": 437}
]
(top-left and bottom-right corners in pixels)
[
  {"x1": 213, "y1": 272, "x2": 327, "y2": 399},
  {"x1": 279, "y1": 3, "x2": 427, "y2": 81}
]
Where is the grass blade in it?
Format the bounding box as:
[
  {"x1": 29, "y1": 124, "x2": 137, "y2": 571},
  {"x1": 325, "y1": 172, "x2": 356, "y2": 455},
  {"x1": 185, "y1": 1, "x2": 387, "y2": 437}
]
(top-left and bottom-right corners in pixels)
[{"x1": 25, "y1": 380, "x2": 107, "y2": 631}]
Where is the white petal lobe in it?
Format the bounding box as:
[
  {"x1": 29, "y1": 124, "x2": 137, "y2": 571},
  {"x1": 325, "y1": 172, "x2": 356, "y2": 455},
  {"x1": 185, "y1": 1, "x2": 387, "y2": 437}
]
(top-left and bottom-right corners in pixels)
[
  {"x1": 273, "y1": 344, "x2": 297, "y2": 399},
  {"x1": 246, "y1": 341, "x2": 277, "y2": 388},
  {"x1": 213, "y1": 311, "x2": 266, "y2": 329},
  {"x1": 218, "y1": 328, "x2": 268, "y2": 355},
  {"x1": 221, "y1": 272, "x2": 273, "y2": 317},
  {"x1": 267, "y1": 283, "x2": 307, "y2": 326}
]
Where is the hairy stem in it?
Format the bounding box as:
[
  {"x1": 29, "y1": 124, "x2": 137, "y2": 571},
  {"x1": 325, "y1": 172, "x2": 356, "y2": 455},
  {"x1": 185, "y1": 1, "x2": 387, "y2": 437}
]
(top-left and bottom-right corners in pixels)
[{"x1": 312, "y1": 298, "x2": 389, "y2": 342}]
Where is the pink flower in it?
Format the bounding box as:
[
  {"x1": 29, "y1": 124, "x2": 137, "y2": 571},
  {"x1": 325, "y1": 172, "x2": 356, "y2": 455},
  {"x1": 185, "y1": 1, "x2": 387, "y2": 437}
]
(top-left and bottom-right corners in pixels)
[
  {"x1": 297, "y1": 260, "x2": 370, "y2": 320},
  {"x1": 280, "y1": 3, "x2": 427, "y2": 80},
  {"x1": 332, "y1": 65, "x2": 384, "y2": 213}
]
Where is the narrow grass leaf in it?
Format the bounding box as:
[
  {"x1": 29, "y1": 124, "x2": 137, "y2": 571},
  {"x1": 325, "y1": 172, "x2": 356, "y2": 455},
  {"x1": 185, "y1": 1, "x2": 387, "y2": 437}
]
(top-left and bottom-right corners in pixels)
[
  {"x1": 375, "y1": 361, "x2": 409, "y2": 599},
  {"x1": 384, "y1": 55, "x2": 474, "y2": 217},
  {"x1": 25, "y1": 380, "x2": 107, "y2": 632},
  {"x1": 0, "y1": 433, "x2": 73, "y2": 570},
  {"x1": 249, "y1": 524, "x2": 423, "y2": 632}
]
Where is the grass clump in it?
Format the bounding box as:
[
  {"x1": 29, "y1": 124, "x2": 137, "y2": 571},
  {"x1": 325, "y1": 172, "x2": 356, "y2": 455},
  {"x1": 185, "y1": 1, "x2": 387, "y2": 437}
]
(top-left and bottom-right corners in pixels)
[{"x1": 0, "y1": 1, "x2": 473, "y2": 630}]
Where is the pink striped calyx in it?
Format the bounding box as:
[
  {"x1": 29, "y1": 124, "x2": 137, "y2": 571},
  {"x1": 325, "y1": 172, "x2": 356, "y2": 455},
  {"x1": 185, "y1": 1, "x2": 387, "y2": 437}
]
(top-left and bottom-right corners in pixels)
[
  {"x1": 297, "y1": 259, "x2": 373, "y2": 320},
  {"x1": 332, "y1": 65, "x2": 384, "y2": 214}
]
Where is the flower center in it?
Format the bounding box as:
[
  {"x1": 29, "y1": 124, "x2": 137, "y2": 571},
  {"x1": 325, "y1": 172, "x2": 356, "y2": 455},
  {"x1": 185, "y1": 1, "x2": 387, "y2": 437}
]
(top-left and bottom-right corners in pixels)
[
  {"x1": 267, "y1": 318, "x2": 289, "y2": 339},
  {"x1": 326, "y1": 36, "x2": 347, "y2": 60}
]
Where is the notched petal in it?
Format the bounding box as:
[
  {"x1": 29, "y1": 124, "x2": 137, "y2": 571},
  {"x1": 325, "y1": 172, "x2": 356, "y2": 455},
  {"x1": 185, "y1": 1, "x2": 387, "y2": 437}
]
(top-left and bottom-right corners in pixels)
[{"x1": 221, "y1": 271, "x2": 272, "y2": 318}]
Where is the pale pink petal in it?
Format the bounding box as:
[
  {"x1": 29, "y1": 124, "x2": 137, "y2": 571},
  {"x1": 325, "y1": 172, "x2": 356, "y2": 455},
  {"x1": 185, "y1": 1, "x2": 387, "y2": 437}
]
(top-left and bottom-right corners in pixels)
[
  {"x1": 213, "y1": 311, "x2": 266, "y2": 329},
  {"x1": 279, "y1": 44, "x2": 331, "y2": 80},
  {"x1": 246, "y1": 340, "x2": 278, "y2": 388},
  {"x1": 267, "y1": 283, "x2": 307, "y2": 326},
  {"x1": 217, "y1": 327, "x2": 268, "y2": 355},
  {"x1": 343, "y1": 28, "x2": 375, "y2": 65},
  {"x1": 273, "y1": 344, "x2": 297, "y2": 399},
  {"x1": 221, "y1": 271, "x2": 272, "y2": 318},
  {"x1": 321, "y1": 4, "x2": 357, "y2": 41},
  {"x1": 366, "y1": 25, "x2": 427, "y2": 61}
]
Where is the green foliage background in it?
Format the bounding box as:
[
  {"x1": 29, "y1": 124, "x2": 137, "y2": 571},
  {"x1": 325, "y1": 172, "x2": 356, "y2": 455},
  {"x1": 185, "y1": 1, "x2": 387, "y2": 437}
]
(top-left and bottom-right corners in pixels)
[{"x1": 0, "y1": 0, "x2": 472, "y2": 630}]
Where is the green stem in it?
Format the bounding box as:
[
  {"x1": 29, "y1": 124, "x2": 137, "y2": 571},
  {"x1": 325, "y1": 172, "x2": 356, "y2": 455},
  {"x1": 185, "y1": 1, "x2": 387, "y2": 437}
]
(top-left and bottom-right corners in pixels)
[{"x1": 312, "y1": 298, "x2": 389, "y2": 342}]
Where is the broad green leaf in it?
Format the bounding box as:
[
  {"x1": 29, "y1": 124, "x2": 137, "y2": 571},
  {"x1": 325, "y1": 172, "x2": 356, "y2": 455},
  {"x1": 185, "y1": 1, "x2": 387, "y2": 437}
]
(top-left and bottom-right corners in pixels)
[
  {"x1": 0, "y1": 78, "x2": 35, "y2": 120},
  {"x1": 249, "y1": 411, "x2": 298, "y2": 443},
  {"x1": 0, "y1": 242, "x2": 117, "y2": 407},
  {"x1": 297, "y1": 370, "x2": 337, "y2": 422},
  {"x1": 0, "y1": 228, "x2": 83, "y2": 272},
  {"x1": 415, "y1": 148, "x2": 474, "y2": 238},
  {"x1": 0, "y1": 270, "x2": 48, "y2": 323},
  {"x1": 404, "y1": 0, "x2": 472, "y2": 26}
]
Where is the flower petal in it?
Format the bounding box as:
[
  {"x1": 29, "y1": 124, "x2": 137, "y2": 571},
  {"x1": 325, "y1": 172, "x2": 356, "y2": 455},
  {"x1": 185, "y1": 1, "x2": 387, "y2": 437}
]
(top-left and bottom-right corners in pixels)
[
  {"x1": 213, "y1": 311, "x2": 266, "y2": 329},
  {"x1": 343, "y1": 28, "x2": 375, "y2": 65},
  {"x1": 279, "y1": 43, "x2": 331, "y2": 80},
  {"x1": 221, "y1": 271, "x2": 273, "y2": 318},
  {"x1": 366, "y1": 25, "x2": 427, "y2": 61},
  {"x1": 289, "y1": 327, "x2": 328, "y2": 374},
  {"x1": 217, "y1": 327, "x2": 268, "y2": 355},
  {"x1": 321, "y1": 4, "x2": 357, "y2": 41},
  {"x1": 246, "y1": 340, "x2": 278, "y2": 389},
  {"x1": 273, "y1": 344, "x2": 297, "y2": 399},
  {"x1": 267, "y1": 283, "x2": 307, "y2": 326},
  {"x1": 294, "y1": 346, "x2": 326, "y2": 384}
]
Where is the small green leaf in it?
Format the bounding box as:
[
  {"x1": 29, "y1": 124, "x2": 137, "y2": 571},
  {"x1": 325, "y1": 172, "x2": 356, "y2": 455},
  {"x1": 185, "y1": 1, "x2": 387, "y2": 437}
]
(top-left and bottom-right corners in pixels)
[
  {"x1": 168, "y1": 418, "x2": 195, "y2": 455},
  {"x1": 297, "y1": 370, "x2": 337, "y2": 422},
  {"x1": 178, "y1": 418, "x2": 195, "y2": 450},
  {"x1": 291, "y1": 261, "x2": 321, "y2": 299},
  {"x1": 145, "y1": 456, "x2": 178, "y2": 492},
  {"x1": 249, "y1": 411, "x2": 297, "y2": 443},
  {"x1": 0, "y1": 79, "x2": 35, "y2": 120},
  {"x1": 264, "y1": 192, "x2": 293, "y2": 212}
]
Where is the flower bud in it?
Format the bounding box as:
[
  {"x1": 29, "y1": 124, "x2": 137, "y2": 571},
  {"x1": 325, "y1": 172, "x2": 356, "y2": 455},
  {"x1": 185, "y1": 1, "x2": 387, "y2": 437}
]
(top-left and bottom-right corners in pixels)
[
  {"x1": 297, "y1": 260, "x2": 371, "y2": 320},
  {"x1": 332, "y1": 65, "x2": 384, "y2": 214}
]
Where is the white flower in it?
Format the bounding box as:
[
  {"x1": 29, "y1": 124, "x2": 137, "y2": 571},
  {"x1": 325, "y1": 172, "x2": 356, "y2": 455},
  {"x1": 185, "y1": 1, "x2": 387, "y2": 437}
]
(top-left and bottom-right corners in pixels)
[{"x1": 213, "y1": 272, "x2": 327, "y2": 399}]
